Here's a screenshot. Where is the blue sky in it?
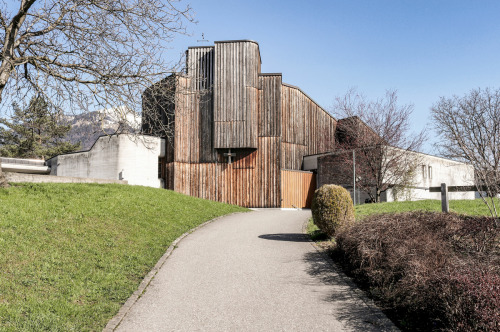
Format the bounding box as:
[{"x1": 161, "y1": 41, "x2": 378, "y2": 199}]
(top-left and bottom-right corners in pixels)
[{"x1": 167, "y1": 0, "x2": 500, "y2": 152}]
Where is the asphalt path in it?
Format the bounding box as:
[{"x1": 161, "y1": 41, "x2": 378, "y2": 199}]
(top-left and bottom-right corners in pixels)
[{"x1": 114, "y1": 209, "x2": 397, "y2": 331}]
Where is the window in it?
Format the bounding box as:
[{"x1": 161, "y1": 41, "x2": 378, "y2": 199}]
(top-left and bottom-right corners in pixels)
[
  {"x1": 422, "y1": 165, "x2": 427, "y2": 179},
  {"x1": 428, "y1": 166, "x2": 432, "y2": 179}
]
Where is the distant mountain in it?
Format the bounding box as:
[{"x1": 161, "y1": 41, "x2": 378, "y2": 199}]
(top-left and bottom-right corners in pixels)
[{"x1": 64, "y1": 107, "x2": 141, "y2": 151}]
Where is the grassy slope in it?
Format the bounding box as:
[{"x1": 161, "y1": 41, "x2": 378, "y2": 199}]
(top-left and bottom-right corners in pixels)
[
  {"x1": 0, "y1": 183, "x2": 247, "y2": 331},
  {"x1": 355, "y1": 198, "x2": 499, "y2": 219}
]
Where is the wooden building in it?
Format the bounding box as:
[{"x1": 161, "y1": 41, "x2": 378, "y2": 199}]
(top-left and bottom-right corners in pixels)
[{"x1": 143, "y1": 40, "x2": 338, "y2": 208}]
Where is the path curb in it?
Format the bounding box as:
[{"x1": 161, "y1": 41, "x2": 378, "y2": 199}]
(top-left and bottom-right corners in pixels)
[{"x1": 103, "y1": 212, "x2": 245, "y2": 331}]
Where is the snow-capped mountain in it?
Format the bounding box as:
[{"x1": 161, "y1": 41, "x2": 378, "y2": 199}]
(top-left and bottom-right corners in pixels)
[{"x1": 65, "y1": 106, "x2": 141, "y2": 151}]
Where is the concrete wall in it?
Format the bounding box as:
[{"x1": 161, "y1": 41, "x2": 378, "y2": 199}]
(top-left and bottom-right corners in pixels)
[
  {"x1": 5, "y1": 172, "x2": 127, "y2": 185},
  {"x1": 386, "y1": 152, "x2": 475, "y2": 202},
  {"x1": 49, "y1": 135, "x2": 165, "y2": 188}
]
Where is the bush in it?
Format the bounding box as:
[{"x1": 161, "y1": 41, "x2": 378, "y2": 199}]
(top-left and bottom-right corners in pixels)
[
  {"x1": 311, "y1": 184, "x2": 355, "y2": 237},
  {"x1": 440, "y1": 268, "x2": 500, "y2": 331},
  {"x1": 334, "y1": 211, "x2": 500, "y2": 331}
]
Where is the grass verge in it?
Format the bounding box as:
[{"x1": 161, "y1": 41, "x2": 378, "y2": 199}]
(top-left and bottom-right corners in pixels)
[
  {"x1": 0, "y1": 183, "x2": 247, "y2": 331},
  {"x1": 355, "y1": 198, "x2": 500, "y2": 219}
]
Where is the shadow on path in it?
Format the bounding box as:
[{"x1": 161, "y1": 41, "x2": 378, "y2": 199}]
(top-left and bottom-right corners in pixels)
[
  {"x1": 258, "y1": 233, "x2": 311, "y2": 242},
  {"x1": 303, "y1": 250, "x2": 398, "y2": 331}
]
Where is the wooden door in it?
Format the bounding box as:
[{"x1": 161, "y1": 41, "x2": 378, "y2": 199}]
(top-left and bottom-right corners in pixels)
[{"x1": 281, "y1": 170, "x2": 316, "y2": 208}]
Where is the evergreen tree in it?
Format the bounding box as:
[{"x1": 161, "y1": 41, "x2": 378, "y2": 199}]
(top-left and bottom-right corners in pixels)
[{"x1": 0, "y1": 96, "x2": 80, "y2": 160}]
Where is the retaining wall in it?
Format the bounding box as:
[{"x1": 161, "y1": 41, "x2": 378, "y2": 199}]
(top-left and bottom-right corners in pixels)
[{"x1": 5, "y1": 172, "x2": 127, "y2": 185}]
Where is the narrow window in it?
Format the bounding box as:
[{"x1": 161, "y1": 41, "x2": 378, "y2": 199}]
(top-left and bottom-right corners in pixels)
[
  {"x1": 428, "y1": 166, "x2": 432, "y2": 179},
  {"x1": 422, "y1": 165, "x2": 427, "y2": 179}
]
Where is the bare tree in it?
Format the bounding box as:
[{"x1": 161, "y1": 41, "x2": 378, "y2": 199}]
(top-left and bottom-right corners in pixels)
[
  {"x1": 331, "y1": 88, "x2": 426, "y2": 202},
  {"x1": 0, "y1": 0, "x2": 194, "y2": 186},
  {"x1": 432, "y1": 88, "x2": 500, "y2": 219}
]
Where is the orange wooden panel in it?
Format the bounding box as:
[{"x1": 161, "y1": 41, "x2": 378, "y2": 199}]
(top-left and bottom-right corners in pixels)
[{"x1": 280, "y1": 170, "x2": 316, "y2": 208}]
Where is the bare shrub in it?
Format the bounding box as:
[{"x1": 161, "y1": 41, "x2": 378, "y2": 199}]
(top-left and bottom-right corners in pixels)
[
  {"x1": 335, "y1": 211, "x2": 500, "y2": 330},
  {"x1": 438, "y1": 268, "x2": 500, "y2": 331}
]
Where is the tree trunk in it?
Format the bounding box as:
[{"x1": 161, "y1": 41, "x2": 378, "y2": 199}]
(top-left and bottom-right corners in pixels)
[{"x1": 0, "y1": 160, "x2": 9, "y2": 188}]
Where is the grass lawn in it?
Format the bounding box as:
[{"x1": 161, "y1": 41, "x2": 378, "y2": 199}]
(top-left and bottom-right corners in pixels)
[
  {"x1": 354, "y1": 198, "x2": 500, "y2": 219},
  {"x1": 0, "y1": 183, "x2": 247, "y2": 331},
  {"x1": 309, "y1": 198, "x2": 499, "y2": 234}
]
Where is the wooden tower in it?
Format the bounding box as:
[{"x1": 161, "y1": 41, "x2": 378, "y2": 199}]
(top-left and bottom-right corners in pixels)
[{"x1": 143, "y1": 40, "x2": 337, "y2": 208}]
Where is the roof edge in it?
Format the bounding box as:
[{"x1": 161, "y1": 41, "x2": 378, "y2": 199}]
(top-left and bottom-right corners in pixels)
[
  {"x1": 282, "y1": 82, "x2": 337, "y2": 121},
  {"x1": 214, "y1": 39, "x2": 259, "y2": 45},
  {"x1": 259, "y1": 73, "x2": 282, "y2": 76},
  {"x1": 187, "y1": 45, "x2": 215, "y2": 49}
]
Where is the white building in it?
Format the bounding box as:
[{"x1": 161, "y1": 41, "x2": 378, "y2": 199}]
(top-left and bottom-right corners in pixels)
[
  {"x1": 385, "y1": 151, "x2": 475, "y2": 202},
  {"x1": 304, "y1": 148, "x2": 475, "y2": 203},
  {"x1": 46, "y1": 135, "x2": 165, "y2": 188}
]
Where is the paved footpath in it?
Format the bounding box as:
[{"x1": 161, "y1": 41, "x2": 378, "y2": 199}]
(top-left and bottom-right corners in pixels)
[{"x1": 114, "y1": 209, "x2": 397, "y2": 331}]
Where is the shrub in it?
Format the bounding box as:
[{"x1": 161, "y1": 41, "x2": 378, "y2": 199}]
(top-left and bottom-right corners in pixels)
[
  {"x1": 439, "y1": 268, "x2": 500, "y2": 331},
  {"x1": 334, "y1": 211, "x2": 500, "y2": 331},
  {"x1": 311, "y1": 184, "x2": 355, "y2": 237}
]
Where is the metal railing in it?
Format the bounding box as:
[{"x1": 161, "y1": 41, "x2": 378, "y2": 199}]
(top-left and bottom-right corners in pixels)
[
  {"x1": 0, "y1": 157, "x2": 47, "y2": 166},
  {"x1": 429, "y1": 183, "x2": 486, "y2": 212}
]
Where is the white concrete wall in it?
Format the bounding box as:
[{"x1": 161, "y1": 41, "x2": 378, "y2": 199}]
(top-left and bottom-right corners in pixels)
[
  {"x1": 51, "y1": 135, "x2": 164, "y2": 188},
  {"x1": 385, "y1": 152, "x2": 475, "y2": 202},
  {"x1": 116, "y1": 136, "x2": 164, "y2": 187}
]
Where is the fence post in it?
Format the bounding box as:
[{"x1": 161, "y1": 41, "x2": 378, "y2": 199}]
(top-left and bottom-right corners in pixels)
[{"x1": 441, "y1": 183, "x2": 449, "y2": 213}]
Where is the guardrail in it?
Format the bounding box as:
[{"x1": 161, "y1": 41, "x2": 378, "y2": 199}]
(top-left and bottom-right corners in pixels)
[
  {"x1": 429, "y1": 183, "x2": 485, "y2": 212},
  {"x1": 0, "y1": 157, "x2": 46, "y2": 166},
  {"x1": 1, "y1": 157, "x2": 50, "y2": 174}
]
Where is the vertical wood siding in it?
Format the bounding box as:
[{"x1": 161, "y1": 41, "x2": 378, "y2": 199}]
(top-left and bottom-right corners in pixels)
[
  {"x1": 186, "y1": 47, "x2": 215, "y2": 162},
  {"x1": 281, "y1": 84, "x2": 337, "y2": 170},
  {"x1": 170, "y1": 136, "x2": 280, "y2": 207},
  {"x1": 155, "y1": 41, "x2": 338, "y2": 208},
  {"x1": 281, "y1": 170, "x2": 316, "y2": 208},
  {"x1": 186, "y1": 47, "x2": 214, "y2": 91},
  {"x1": 258, "y1": 74, "x2": 282, "y2": 137},
  {"x1": 164, "y1": 162, "x2": 174, "y2": 190},
  {"x1": 174, "y1": 75, "x2": 217, "y2": 163},
  {"x1": 213, "y1": 41, "x2": 260, "y2": 149}
]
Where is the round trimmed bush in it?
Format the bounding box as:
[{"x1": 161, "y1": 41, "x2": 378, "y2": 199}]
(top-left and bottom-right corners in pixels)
[{"x1": 311, "y1": 184, "x2": 355, "y2": 237}]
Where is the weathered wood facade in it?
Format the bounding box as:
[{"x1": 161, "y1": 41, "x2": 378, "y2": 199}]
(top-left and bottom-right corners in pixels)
[{"x1": 143, "y1": 40, "x2": 337, "y2": 207}]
